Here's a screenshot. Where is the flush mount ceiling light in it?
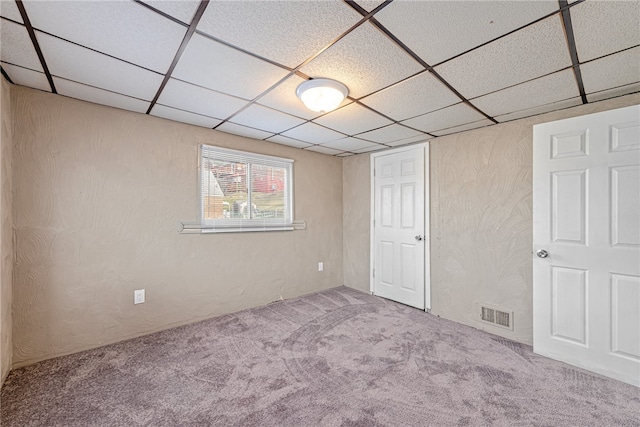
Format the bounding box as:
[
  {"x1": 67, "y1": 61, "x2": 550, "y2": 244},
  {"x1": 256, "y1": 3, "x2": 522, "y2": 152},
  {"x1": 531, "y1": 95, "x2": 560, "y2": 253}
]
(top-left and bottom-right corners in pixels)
[{"x1": 296, "y1": 78, "x2": 349, "y2": 113}]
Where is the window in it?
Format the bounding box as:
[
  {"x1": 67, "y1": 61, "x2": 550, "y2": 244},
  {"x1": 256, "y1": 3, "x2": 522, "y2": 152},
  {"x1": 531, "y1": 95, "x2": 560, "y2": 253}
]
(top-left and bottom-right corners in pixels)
[{"x1": 200, "y1": 144, "x2": 293, "y2": 232}]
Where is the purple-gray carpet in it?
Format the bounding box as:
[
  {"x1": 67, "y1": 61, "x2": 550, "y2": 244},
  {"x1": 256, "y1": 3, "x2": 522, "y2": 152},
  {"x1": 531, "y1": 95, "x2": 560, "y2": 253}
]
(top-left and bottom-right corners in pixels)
[{"x1": 2, "y1": 287, "x2": 639, "y2": 426}]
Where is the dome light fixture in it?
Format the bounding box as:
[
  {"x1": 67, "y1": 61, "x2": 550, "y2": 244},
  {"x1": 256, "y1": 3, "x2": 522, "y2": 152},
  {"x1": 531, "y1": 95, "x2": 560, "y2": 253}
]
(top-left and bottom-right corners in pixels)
[{"x1": 296, "y1": 78, "x2": 349, "y2": 113}]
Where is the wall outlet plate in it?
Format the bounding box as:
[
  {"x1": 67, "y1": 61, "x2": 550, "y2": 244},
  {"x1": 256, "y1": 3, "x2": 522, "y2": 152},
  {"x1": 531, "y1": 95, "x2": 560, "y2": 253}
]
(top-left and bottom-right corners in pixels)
[
  {"x1": 318, "y1": 262, "x2": 324, "y2": 272},
  {"x1": 134, "y1": 289, "x2": 145, "y2": 304}
]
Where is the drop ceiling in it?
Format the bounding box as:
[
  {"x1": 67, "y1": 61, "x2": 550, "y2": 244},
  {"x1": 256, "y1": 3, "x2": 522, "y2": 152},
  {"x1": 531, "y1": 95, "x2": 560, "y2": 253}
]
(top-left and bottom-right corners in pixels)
[{"x1": 1, "y1": 0, "x2": 638, "y2": 156}]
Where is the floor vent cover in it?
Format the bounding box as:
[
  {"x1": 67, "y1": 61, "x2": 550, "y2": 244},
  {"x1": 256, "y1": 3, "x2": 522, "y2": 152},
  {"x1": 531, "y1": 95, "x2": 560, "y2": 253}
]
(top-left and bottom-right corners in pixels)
[{"x1": 480, "y1": 305, "x2": 513, "y2": 330}]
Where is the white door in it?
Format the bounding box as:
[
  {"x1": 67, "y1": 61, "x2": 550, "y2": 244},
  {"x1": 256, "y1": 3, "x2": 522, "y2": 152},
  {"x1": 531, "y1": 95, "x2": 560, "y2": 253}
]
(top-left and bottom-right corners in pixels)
[
  {"x1": 533, "y1": 104, "x2": 640, "y2": 387},
  {"x1": 372, "y1": 145, "x2": 429, "y2": 310}
]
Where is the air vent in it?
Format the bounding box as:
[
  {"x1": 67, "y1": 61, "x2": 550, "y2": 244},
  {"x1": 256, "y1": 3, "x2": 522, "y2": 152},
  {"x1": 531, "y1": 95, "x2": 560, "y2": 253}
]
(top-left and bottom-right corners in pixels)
[
  {"x1": 481, "y1": 307, "x2": 495, "y2": 323},
  {"x1": 480, "y1": 305, "x2": 513, "y2": 330}
]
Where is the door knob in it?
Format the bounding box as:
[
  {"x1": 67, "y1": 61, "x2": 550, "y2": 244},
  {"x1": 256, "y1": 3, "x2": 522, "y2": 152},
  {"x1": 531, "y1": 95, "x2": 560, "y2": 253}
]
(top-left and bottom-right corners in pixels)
[
  {"x1": 536, "y1": 249, "x2": 549, "y2": 258},
  {"x1": 415, "y1": 235, "x2": 424, "y2": 241}
]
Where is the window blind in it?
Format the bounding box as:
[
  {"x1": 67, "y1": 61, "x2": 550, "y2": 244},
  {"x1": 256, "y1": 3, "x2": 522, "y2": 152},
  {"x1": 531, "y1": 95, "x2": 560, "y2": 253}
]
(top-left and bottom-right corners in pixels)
[{"x1": 199, "y1": 145, "x2": 294, "y2": 232}]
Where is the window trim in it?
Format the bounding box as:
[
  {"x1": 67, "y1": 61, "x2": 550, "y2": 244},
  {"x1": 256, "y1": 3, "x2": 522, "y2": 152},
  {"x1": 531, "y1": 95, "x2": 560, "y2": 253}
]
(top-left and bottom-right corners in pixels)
[{"x1": 199, "y1": 144, "x2": 294, "y2": 233}]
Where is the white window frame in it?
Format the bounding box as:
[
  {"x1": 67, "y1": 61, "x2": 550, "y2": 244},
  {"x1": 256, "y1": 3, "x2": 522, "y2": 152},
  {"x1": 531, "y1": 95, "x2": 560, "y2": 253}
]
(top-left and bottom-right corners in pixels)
[{"x1": 199, "y1": 144, "x2": 294, "y2": 233}]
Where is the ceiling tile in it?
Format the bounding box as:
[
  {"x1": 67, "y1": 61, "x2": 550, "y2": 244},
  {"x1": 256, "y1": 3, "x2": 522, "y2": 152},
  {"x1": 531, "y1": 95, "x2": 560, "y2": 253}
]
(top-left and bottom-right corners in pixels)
[
  {"x1": 304, "y1": 145, "x2": 344, "y2": 156},
  {"x1": 53, "y1": 77, "x2": 150, "y2": 114},
  {"x1": 0, "y1": 20, "x2": 42, "y2": 71},
  {"x1": 257, "y1": 75, "x2": 349, "y2": 120},
  {"x1": 216, "y1": 122, "x2": 274, "y2": 141},
  {"x1": 229, "y1": 104, "x2": 306, "y2": 134},
  {"x1": 360, "y1": 71, "x2": 460, "y2": 121},
  {"x1": 313, "y1": 103, "x2": 392, "y2": 136},
  {"x1": 300, "y1": 21, "x2": 423, "y2": 98},
  {"x1": 356, "y1": 124, "x2": 423, "y2": 144},
  {"x1": 431, "y1": 119, "x2": 494, "y2": 137},
  {"x1": 197, "y1": 1, "x2": 362, "y2": 68},
  {"x1": 1, "y1": 2, "x2": 23, "y2": 23},
  {"x1": 139, "y1": 1, "x2": 200, "y2": 24},
  {"x1": 495, "y1": 97, "x2": 582, "y2": 123},
  {"x1": 352, "y1": 144, "x2": 387, "y2": 154},
  {"x1": 1, "y1": 62, "x2": 50, "y2": 92},
  {"x1": 353, "y1": 1, "x2": 386, "y2": 13},
  {"x1": 172, "y1": 33, "x2": 290, "y2": 100},
  {"x1": 434, "y1": 15, "x2": 571, "y2": 99},
  {"x1": 375, "y1": 1, "x2": 558, "y2": 65},
  {"x1": 581, "y1": 47, "x2": 640, "y2": 95},
  {"x1": 321, "y1": 137, "x2": 378, "y2": 152},
  {"x1": 265, "y1": 135, "x2": 312, "y2": 149},
  {"x1": 571, "y1": 1, "x2": 640, "y2": 63},
  {"x1": 37, "y1": 32, "x2": 164, "y2": 101},
  {"x1": 3, "y1": 0, "x2": 634, "y2": 143},
  {"x1": 151, "y1": 104, "x2": 222, "y2": 129},
  {"x1": 587, "y1": 82, "x2": 640, "y2": 104},
  {"x1": 472, "y1": 69, "x2": 579, "y2": 117},
  {"x1": 281, "y1": 122, "x2": 345, "y2": 145},
  {"x1": 23, "y1": 0, "x2": 186, "y2": 73},
  {"x1": 157, "y1": 79, "x2": 248, "y2": 120},
  {"x1": 385, "y1": 134, "x2": 432, "y2": 148},
  {"x1": 401, "y1": 103, "x2": 485, "y2": 134}
]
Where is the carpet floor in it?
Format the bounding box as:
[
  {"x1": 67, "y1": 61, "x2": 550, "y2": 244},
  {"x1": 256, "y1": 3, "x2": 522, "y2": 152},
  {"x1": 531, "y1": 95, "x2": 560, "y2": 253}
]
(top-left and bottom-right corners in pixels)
[{"x1": 2, "y1": 286, "x2": 639, "y2": 426}]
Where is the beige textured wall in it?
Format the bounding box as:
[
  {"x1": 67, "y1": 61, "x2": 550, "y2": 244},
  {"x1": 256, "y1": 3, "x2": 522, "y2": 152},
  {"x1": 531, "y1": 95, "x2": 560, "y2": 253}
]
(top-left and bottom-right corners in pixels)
[
  {"x1": 1, "y1": 78, "x2": 13, "y2": 383},
  {"x1": 12, "y1": 86, "x2": 343, "y2": 367},
  {"x1": 343, "y1": 93, "x2": 640, "y2": 345},
  {"x1": 342, "y1": 154, "x2": 370, "y2": 293},
  {"x1": 429, "y1": 116, "x2": 533, "y2": 343}
]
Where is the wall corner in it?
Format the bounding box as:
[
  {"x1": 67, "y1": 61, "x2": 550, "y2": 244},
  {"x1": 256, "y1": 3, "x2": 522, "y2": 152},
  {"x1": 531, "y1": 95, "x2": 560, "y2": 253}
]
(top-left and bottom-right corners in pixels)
[{"x1": 0, "y1": 76, "x2": 14, "y2": 385}]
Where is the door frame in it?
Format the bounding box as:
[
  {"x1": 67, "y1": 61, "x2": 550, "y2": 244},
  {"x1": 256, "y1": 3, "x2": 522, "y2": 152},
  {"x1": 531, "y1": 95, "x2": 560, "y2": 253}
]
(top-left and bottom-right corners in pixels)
[{"x1": 369, "y1": 143, "x2": 431, "y2": 310}]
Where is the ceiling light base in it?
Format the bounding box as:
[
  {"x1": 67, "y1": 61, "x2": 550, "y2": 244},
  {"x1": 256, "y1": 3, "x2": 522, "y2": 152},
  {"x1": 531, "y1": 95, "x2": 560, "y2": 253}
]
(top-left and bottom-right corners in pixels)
[{"x1": 296, "y1": 78, "x2": 349, "y2": 113}]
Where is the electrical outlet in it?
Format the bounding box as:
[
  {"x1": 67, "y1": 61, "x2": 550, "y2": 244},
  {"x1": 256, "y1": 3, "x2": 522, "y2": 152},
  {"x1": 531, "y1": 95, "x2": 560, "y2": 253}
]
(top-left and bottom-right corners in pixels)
[
  {"x1": 134, "y1": 289, "x2": 145, "y2": 304},
  {"x1": 318, "y1": 262, "x2": 324, "y2": 272}
]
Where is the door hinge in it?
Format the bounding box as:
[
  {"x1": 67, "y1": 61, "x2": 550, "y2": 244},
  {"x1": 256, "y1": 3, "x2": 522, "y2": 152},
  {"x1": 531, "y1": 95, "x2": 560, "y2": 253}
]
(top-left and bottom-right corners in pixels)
[{"x1": 372, "y1": 268, "x2": 375, "y2": 277}]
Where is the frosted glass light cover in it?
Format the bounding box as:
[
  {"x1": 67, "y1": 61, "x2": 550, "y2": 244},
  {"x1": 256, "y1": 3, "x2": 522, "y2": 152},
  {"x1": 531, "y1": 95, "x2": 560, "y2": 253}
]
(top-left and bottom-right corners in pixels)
[{"x1": 296, "y1": 78, "x2": 348, "y2": 113}]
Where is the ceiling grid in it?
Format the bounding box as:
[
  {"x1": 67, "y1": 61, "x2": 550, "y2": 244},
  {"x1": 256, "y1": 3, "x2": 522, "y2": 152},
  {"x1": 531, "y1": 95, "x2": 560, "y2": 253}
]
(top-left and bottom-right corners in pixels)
[
  {"x1": 558, "y1": 0, "x2": 588, "y2": 104},
  {"x1": 145, "y1": 0, "x2": 209, "y2": 114},
  {"x1": 0, "y1": 67, "x2": 13, "y2": 84},
  {"x1": 14, "y1": 0, "x2": 56, "y2": 93},
  {"x1": 345, "y1": 0, "x2": 498, "y2": 124},
  {"x1": 0, "y1": 0, "x2": 637, "y2": 156}
]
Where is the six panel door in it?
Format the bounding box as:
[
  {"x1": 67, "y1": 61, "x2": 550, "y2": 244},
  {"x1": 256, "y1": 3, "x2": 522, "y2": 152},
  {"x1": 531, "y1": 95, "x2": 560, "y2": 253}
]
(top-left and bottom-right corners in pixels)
[{"x1": 533, "y1": 105, "x2": 640, "y2": 387}]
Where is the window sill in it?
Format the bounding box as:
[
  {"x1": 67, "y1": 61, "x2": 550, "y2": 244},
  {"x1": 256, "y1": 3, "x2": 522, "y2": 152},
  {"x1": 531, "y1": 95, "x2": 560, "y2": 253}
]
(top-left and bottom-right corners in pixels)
[{"x1": 178, "y1": 221, "x2": 306, "y2": 234}]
